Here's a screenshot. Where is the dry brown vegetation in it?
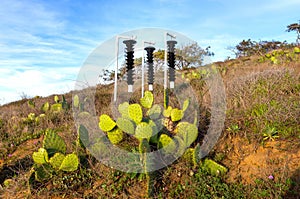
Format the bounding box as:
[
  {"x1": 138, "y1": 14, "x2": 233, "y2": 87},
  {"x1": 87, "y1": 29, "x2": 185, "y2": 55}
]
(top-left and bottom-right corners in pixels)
[{"x1": 0, "y1": 50, "x2": 299, "y2": 198}]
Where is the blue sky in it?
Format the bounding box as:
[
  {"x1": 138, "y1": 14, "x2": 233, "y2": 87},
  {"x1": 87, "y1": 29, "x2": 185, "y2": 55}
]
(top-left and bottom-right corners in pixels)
[{"x1": 0, "y1": 0, "x2": 299, "y2": 104}]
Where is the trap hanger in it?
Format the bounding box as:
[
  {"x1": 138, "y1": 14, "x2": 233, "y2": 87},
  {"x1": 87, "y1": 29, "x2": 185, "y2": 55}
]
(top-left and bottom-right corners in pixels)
[
  {"x1": 164, "y1": 32, "x2": 177, "y2": 90},
  {"x1": 114, "y1": 35, "x2": 136, "y2": 102}
]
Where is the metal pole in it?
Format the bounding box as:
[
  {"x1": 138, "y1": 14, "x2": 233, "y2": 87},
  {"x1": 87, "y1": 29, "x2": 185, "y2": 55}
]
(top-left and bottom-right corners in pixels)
[
  {"x1": 164, "y1": 33, "x2": 168, "y2": 90},
  {"x1": 113, "y1": 36, "x2": 119, "y2": 102}
]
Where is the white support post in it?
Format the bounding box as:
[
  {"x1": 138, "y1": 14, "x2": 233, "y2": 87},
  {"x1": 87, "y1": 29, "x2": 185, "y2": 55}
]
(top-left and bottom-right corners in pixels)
[
  {"x1": 113, "y1": 35, "x2": 137, "y2": 102},
  {"x1": 164, "y1": 33, "x2": 168, "y2": 90}
]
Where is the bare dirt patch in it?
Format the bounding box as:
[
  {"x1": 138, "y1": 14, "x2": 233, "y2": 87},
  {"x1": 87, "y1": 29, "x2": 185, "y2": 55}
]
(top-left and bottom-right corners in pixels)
[{"x1": 221, "y1": 137, "x2": 300, "y2": 184}]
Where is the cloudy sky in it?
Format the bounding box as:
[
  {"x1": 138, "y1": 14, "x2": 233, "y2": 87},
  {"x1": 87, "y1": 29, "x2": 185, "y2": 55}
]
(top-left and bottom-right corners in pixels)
[{"x1": 0, "y1": 0, "x2": 299, "y2": 104}]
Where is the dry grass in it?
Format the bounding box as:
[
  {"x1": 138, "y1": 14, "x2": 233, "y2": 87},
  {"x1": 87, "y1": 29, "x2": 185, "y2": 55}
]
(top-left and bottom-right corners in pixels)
[{"x1": 0, "y1": 52, "x2": 299, "y2": 198}]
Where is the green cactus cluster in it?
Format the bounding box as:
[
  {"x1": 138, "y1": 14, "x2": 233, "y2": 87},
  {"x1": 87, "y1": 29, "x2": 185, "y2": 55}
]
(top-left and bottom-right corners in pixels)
[
  {"x1": 97, "y1": 90, "x2": 208, "y2": 197},
  {"x1": 36, "y1": 95, "x2": 70, "y2": 114},
  {"x1": 258, "y1": 47, "x2": 300, "y2": 64},
  {"x1": 181, "y1": 67, "x2": 216, "y2": 82},
  {"x1": 22, "y1": 112, "x2": 46, "y2": 124},
  {"x1": 30, "y1": 129, "x2": 79, "y2": 182},
  {"x1": 72, "y1": 94, "x2": 87, "y2": 112}
]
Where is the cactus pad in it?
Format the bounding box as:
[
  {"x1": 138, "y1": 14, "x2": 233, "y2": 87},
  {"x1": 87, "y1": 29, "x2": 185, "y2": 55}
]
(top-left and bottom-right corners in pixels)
[
  {"x1": 32, "y1": 148, "x2": 49, "y2": 164},
  {"x1": 163, "y1": 106, "x2": 172, "y2": 117},
  {"x1": 54, "y1": 95, "x2": 59, "y2": 103},
  {"x1": 99, "y1": 114, "x2": 116, "y2": 132},
  {"x1": 107, "y1": 128, "x2": 123, "y2": 144},
  {"x1": 77, "y1": 111, "x2": 91, "y2": 119},
  {"x1": 173, "y1": 135, "x2": 186, "y2": 155},
  {"x1": 35, "y1": 164, "x2": 53, "y2": 182},
  {"x1": 43, "y1": 129, "x2": 66, "y2": 156},
  {"x1": 50, "y1": 103, "x2": 62, "y2": 112},
  {"x1": 73, "y1": 95, "x2": 79, "y2": 108},
  {"x1": 116, "y1": 117, "x2": 135, "y2": 135},
  {"x1": 182, "y1": 98, "x2": 190, "y2": 112},
  {"x1": 175, "y1": 122, "x2": 198, "y2": 147},
  {"x1": 118, "y1": 102, "x2": 130, "y2": 118},
  {"x1": 139, "y1": 138, "x2": 150, "y2": 153},
  {"x1": 147, "y1": 104, "x2": 161, "y2": 120},
  {"x1": 49, "y1": 153, "x2": 65, "y2": 170},
  {"x1": 128, "y1": 104, "x2": 143, "y2": 124},
  {"x1": 158, "y1": 134, "x2": 176, "y2": 154},
  {"x1": 148, "y1": 120, "x2": 159, "y2": 144},
  {"x1": 41, "y1": 102, "x2": 49, "y2": 112},
  {"x1": 182, "y1": 148, "x2": 194, "y2": 163},
  {"x1": 78, "y1": 124, "x2": 89, "y2": 147},
  {"x1": 59, "y1": 153, "x2": 79, "y2": 172},
  {"x1": 193, "y1": 143, "x2": 201, "y2": 166},
  {"x1": 135, "y1": 122, "x2": 153, "y2": 141},
  {"x1": 140, "y1": 91, "x2": 153, "y2": 108},
  {"x1": 202, "y1": 158, "x2": 228, "y2": 176},
  {"x1": 171, "y1": 108, "x2": 183, "y2": 122}
]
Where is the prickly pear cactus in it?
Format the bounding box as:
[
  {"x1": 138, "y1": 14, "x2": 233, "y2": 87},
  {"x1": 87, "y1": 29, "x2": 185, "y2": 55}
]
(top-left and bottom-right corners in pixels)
[
  {"x1": 158, "y1": 134, "x2": 176, "y2": 154},
  {"x1": 147, "y1": 104, "x2": 161, "y2": 120},
  {"x1": 182, "y1": 98, "x2": 190, "y2": 112},
  {"x1": 61, "y1": 95, "x2": 69, "y2": 110},
  {"x1": 32, "y1": 148, "x2": 49, "y2": 164},
  {"x1": 139, "y1": 138, "x2": 155, "y2": 197},
  {"x1": 78, "y1": 111, "x2": 91, "y2": 119},
  {"x1": 31, "y1": 128, "x2": 79, "y2": 183},
  {"x1": 50, "y1": 103, "x2": 62, "y2": 112},
  {"x1": 116, "y1": 117, "x2": 135, "y2": 135},
  {"x1": 43, "y1": 129, "x2": 66, "y2": 156},
  {"x1": 96, "y1": 90, "x2": 200, "y2": 198},
  {"x1": 192, "y1": 143, "x2": 201, "y2": 167},
  {"x1": 182, "y1": 147, "x2": 194, "y2": 163},
  {"x1": 170, "y1": 108, "x2": 183, "y2": 122},
  {"x1": 107, "y1": 127, "x2": 123, "y2": 144},
  {"x1": 128, "y1": 104, "x2": 143, "y2": 124},
  {"x1": 140, "y1": 91, "x2": 153, "y2": 108},
  {"x1": 54, "y1": 95, "x2": 59, "y2": 103},
  {"x1": 173, "y1": 135, "x2": 186, "y2": 155},
  {"x1": 202, "y1": 158, "x2": 228, "y2": 176},
  {"x1": 34, "y1": 164, "x2": 53, "y2": 182},
  {"x1": 99, "y1": 114, "x2": 116, "y2": 132},
  {"x1": 118, "y1": 102, "x2": 130, "y2": 118},
  {"x1": 164, "y1": 89, "x2": 169, "y2": 109},
  {"x1": 77, "y1": 124, "x2": 89, "y2": 147},
  {"x1": 163, "y1": 106, "x2": 172, "y2": 117},
  {"x1": 73, "y1": 94, "x2": 80, "y2": 108},
  {"x1": 175, "y1": 122, "x2": 198, "y2": 147},
  {"x1": 41, "y1": 102, "x2": 49, "y2": 112},
  {"x1": 49, "y1": 153, "x2": 65, "y2": 169},
  {"x1": 139, "y1": 138, "x2": 150, "y2": 154},
  {"x1": 135, "y1": 122, "x2": 153, "y2": 141},
  {"x1": 59, "y1": 153, "x2": 79, "y2": 172}
]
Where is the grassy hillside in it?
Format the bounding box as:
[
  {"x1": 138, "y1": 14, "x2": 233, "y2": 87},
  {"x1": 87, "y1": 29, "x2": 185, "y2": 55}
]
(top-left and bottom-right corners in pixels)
[{"x1": 0, "y1": 48, "x2": 299, "y2": 198}]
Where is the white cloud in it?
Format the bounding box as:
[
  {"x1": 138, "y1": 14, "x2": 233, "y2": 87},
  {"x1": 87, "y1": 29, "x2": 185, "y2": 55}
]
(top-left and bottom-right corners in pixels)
[{"x1": 0, "y1": 66, "x2": 80, "y2": 105}]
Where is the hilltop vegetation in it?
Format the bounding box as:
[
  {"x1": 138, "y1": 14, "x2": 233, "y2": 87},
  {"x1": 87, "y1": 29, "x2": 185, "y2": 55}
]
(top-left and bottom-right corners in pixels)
[{"x1": 0, "y1": 43, "x2": 299, "y2": 198}]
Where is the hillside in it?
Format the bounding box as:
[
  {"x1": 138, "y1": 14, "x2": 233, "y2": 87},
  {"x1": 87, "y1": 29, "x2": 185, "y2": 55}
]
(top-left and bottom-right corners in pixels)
[{"x1": 0, "y1": 48, "x2": 299, "y2": 198}]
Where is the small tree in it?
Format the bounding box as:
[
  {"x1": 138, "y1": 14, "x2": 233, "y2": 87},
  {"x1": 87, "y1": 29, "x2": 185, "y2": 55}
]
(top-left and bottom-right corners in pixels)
[
  {"x1": 287, "y1": 21, "x2": 300, "y2": 44},
  {"x1": 176, "y1": 43, "x2": 214, "y2": 69}
]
